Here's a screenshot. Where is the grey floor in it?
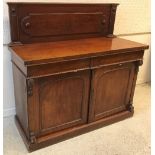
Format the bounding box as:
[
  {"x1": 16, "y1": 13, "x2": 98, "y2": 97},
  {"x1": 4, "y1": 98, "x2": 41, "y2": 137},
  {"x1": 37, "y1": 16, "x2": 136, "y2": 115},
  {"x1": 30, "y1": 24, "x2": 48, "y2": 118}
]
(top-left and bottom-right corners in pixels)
[{"x1": 3, "y1": 83, "x2": 151, "y2": 155}]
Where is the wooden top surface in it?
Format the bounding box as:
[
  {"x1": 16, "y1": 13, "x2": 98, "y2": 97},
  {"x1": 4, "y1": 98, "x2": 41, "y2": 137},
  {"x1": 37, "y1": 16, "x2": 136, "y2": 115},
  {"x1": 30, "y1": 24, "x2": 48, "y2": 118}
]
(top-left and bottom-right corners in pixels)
[{"x1": 10, "y1": 37, "x2": 148, "y2": 65}]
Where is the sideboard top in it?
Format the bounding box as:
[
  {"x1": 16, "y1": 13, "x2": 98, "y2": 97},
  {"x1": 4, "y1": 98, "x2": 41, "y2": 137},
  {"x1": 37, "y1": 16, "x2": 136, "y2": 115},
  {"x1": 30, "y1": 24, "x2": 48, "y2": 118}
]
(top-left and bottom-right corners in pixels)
[{"x1": 9, "y1": 37, "x2": 149, "y2": 65}]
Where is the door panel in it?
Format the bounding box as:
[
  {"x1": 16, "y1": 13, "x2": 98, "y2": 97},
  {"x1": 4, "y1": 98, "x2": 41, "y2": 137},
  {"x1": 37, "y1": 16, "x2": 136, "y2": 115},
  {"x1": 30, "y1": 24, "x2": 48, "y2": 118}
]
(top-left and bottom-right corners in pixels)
[
  {"x1": 38, "y1": 70, "x2": 90, "y2": 135},
  {"x1": 89, "y1": 63, "x2": 135, "y2": 121}
]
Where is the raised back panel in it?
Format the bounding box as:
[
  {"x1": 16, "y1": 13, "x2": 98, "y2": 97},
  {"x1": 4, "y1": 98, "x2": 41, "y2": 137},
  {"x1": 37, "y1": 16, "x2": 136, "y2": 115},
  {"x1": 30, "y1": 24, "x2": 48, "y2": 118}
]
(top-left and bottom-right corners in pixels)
[{"x1": 8, "y1": 3, "x2": 118, "y2": 44}]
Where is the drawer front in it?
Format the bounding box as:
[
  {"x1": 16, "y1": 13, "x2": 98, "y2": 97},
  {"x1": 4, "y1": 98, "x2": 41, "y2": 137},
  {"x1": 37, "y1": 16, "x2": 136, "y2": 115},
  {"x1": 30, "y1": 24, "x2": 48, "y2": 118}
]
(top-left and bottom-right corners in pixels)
[
  {"x1": 91, "y1": 51, "x2": 144, "y2": 68},
  {"x1": 27, "y1": 59, "x2": 90, "y2": 77}
]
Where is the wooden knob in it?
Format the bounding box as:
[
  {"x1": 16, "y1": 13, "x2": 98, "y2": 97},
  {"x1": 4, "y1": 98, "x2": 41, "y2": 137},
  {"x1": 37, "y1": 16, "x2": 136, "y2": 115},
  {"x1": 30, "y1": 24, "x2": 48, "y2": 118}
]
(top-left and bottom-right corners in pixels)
[
  {"x1": 102, "y1": 19, "x2": 106, "y2": 25},
  {"x1": 11, "y1": 8, "x2": 16, "y2": 13},
  {"x1": 25, "y1": 22, "x2": 31, "y2": 28},
  {"x1": 119, "y1": 63, "x2": 123, "y2": 66}
]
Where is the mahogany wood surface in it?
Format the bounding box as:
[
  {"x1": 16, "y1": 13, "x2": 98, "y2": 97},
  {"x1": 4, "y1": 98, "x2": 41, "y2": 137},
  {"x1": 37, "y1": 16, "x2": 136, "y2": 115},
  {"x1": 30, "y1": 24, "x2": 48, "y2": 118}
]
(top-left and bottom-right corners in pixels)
[
  {"x1": 38, "y1": 70, "x2": 90, "y2": 135},
  {"x1": 8, "y1": 2, "x2": 149, "y2": 152},
  {"x1": 10, "y1": 37, "x2": 148, "y2": 65},
  {"x1": 8, "y1": 3, "x2": 118, "y2": 43},
  {"x1": 89, "y1": 62, "x2": 135, "y2": 122},
  {"x1": 12, "y1": 64, "x2": 29, "y2": 139}
]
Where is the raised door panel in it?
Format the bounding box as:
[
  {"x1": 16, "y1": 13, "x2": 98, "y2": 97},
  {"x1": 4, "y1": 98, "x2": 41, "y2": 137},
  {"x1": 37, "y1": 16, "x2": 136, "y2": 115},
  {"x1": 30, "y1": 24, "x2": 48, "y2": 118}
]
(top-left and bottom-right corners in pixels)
[
  {"x1": 38, "y1": 70, "x2": 90, "y2": 135},
  {"x1": 89, "y1": 63, "x2": 135, "y2": 122}
]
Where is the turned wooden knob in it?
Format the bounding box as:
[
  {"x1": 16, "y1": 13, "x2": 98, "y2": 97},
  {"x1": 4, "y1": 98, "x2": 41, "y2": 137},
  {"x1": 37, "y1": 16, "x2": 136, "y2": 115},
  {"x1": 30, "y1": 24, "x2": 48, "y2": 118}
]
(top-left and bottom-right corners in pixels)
[
  {"x1": 119, "y1": 63, "x2": 123, "y2": 66},
  {"x1": 11, "y1": 8, "x2": 16, "y2": 13},
  {"x1": 102, "y1": 19, "x2": 106, "y2": 25},
  {"x1": 25, "y1": 22, "x2": 31, "y2": 28}
]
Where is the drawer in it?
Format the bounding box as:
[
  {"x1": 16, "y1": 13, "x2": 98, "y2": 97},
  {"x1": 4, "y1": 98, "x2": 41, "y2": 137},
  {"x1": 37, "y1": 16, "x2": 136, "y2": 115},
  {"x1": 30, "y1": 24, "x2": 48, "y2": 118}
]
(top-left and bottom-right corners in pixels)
[
  {"x1": 27, "y1": 58, "x2": 90, "y2": 77},
  {"x1": 91, "y1": 51, "x2": 144, "y2": 68}
]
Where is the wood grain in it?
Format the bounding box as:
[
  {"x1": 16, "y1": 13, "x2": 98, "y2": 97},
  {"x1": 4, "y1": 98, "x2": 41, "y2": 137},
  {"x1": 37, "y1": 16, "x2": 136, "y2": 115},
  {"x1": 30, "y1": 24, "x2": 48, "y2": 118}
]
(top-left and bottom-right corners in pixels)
[
  {"x1": 89, "y1": 62, "x2": 135, "y2": 121},
  {"x1": 38, "y1": 70, "x2": 90, "y2": 135},
  {"x1": 8, "y1": 3, "x2": 149, "y2": 152},
  {"x1": 10, "y1": 37, "x2": 148, "y2": 66},
  {"x1": 8, "y1": 3, "x2": 118, "y2": 43}
]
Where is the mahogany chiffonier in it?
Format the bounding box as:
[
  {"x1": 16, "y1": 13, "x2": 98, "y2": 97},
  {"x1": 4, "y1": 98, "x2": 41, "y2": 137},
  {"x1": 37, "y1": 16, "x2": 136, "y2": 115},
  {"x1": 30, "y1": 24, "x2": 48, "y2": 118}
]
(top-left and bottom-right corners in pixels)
[{"x1": 7, "y1": 3, "x2": 149, "y2": 151}]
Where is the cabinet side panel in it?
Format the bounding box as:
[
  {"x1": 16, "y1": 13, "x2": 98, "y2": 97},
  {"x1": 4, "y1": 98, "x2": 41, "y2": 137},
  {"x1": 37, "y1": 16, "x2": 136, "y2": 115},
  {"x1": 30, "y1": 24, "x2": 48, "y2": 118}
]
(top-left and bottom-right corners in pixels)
[{"x1": 12, "y1": 64, "x2": 29, "y2": 138}]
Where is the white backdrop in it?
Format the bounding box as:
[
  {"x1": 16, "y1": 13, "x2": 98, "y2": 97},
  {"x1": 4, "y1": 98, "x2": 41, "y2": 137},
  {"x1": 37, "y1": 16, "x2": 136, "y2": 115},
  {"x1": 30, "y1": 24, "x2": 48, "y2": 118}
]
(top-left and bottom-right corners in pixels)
[{"x1": 3, "y1": 0, "x2": 151, "y2": 117}]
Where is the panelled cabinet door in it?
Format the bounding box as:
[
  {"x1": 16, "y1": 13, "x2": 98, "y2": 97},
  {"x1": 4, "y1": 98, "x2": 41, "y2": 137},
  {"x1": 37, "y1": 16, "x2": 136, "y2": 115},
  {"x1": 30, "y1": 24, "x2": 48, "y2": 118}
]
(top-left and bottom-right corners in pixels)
[
  {"x1": 89, "y1": 62, "x2": 136, "y2": 122},
  {"x1": 37, "y1": 70, "x2": 90, "y2": 135}
]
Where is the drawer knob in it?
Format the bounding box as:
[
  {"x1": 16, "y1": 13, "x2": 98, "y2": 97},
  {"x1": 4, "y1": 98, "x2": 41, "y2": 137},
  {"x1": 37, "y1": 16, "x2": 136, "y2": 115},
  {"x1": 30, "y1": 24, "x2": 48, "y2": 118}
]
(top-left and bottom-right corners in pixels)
[
  {"x1": 119, "y1": 63, "x2": 123, "y2": 66},
  {"x1": 25, "y1": 22, "x2": 31, "y2": 28},
  {"x1": 11, "y1": 8, "x2": 16, "y2": 13},
  {"x1": 102, "y1": 19, "x2": 106, "y2": 25}
]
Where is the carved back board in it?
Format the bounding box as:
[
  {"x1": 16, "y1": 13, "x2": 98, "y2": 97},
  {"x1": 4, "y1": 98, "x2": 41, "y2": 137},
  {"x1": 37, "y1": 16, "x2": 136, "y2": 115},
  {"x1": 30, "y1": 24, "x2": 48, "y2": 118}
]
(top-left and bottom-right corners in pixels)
[{"x1": 8, "y1": 3, "x2": 118, "y2": 44}]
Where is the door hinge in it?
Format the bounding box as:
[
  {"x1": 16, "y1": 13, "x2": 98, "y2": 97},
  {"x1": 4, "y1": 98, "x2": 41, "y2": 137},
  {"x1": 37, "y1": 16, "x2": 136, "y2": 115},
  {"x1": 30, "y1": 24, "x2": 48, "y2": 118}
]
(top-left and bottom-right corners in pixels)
[{"x1": 27, "y1": 79, "x2": 34, "y2": 97}]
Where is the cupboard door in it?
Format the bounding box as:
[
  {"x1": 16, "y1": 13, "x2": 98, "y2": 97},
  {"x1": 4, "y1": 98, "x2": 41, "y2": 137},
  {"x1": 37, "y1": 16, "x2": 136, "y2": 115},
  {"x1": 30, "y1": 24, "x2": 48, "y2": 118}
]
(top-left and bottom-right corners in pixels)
[
  {"x1": 89, "y1": 62, "x2": 136, "y2": 122},
  {"x1": 38, "y1": 70, "x2": 90, "y2": 135}
]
